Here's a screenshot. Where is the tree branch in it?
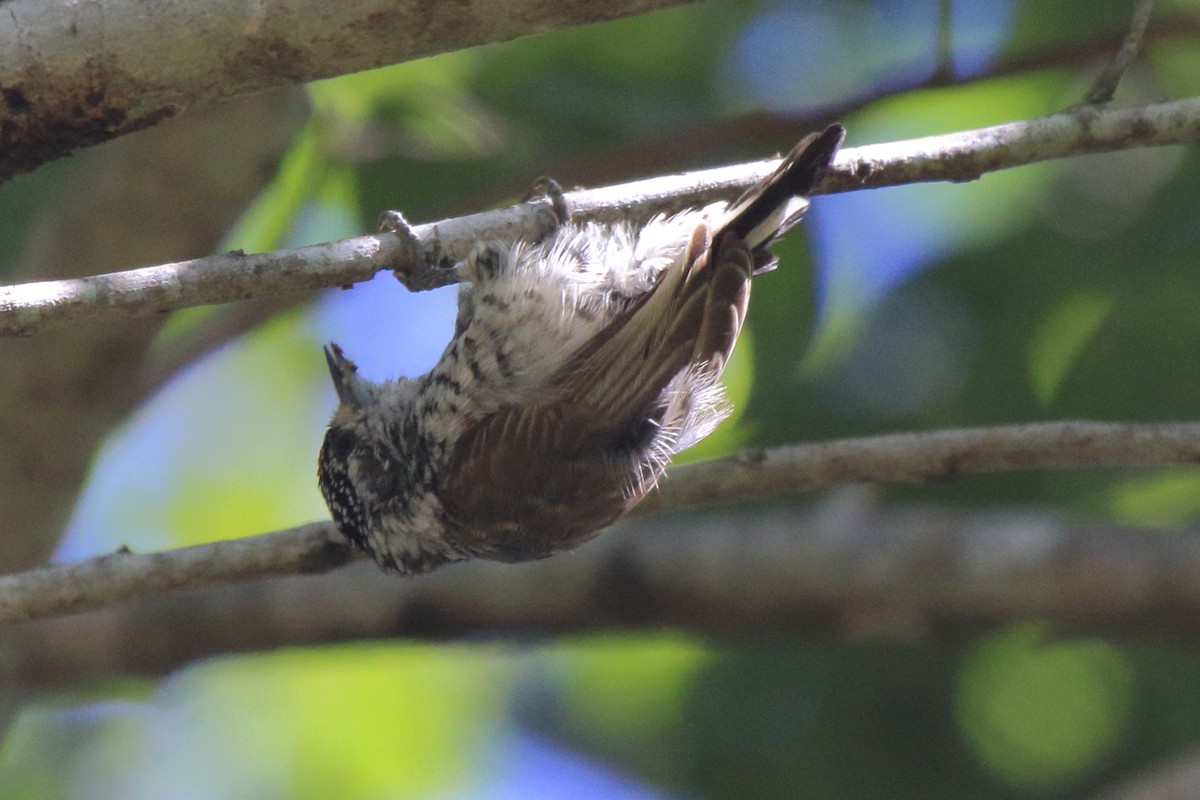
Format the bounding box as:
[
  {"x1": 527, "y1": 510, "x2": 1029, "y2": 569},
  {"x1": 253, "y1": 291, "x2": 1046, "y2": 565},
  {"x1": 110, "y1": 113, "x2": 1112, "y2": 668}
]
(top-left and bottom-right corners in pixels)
[
  {"x1": 103, "y1": 11, "x2": 1200, "y2": 394},
  {"x1": 15, "y1": 492, "x2": 1200, "y2": 690},
  {"x1": 1085, "y1": 0, "x2": 1155, "y2": 105},
  {"x1": 0, "y1": 0, "x2": 698, "y2": 182},
  {"x1": 640, "y1": 420, "x2": 1200, "y2": 513},
  {"x1": 3, "y1": 95, "x2": 1199, "y2": 337},
  {"x1": 4, "y1": 420, "x2": 1200, "y2": 625},
  {"x1": 1092, "y1": 746, "x2": 1200, "y2": 800}
]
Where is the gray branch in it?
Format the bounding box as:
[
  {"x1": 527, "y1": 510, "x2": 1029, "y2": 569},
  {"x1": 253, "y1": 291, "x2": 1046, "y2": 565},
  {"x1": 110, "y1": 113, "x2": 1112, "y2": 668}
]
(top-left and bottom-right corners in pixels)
[
  {"x1": 1085, "y1": 0, "x2": 1155, "y2": 104},
  {"x1": 4, "y1": 420, "x2": 1200, "y2": 626},
  {"x1": 1091, "y1": 746, "x2": 1200, "y2": 800},
  {"x1": 14, "y1": 493, "x2": 1200, "y2": 689},
  {"x1": 3, "y1": 95, "x2": 1200, "y2": 336},
  {"x1": 0, "y1": 0, "x2": 698, "y2": 182},
  {"x1": 638, "y1": 420, "x2": 1200, "y2": 514}
]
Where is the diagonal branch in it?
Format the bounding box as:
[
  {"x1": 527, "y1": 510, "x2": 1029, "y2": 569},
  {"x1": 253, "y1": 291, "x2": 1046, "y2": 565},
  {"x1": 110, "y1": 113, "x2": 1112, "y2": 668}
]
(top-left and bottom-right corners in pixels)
[
  {"x1": 1085, "y1": 0, "x2": 1155, "y2": 104},
  {"x1": 3, "y1": 420, "x2": 1200, "y2": 625},
  {"x1": 3, "y1": 94, "x2": 1199, "y2": 336}
]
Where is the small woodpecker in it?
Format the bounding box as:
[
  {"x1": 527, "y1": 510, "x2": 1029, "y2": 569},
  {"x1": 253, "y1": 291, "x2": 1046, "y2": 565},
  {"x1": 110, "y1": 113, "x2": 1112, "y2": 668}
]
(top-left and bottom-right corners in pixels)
[{"x1": 319, "y1": 124, "x2": 845, "y2": 574}]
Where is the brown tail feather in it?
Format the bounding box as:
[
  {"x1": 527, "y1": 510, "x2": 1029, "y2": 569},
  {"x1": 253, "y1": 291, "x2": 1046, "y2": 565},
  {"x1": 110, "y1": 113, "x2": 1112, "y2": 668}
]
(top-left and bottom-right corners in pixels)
[
  {"x1": 686, "y1": 124, "x2": 842, "y2": 375},
  {"x1": 721, "y1": 123, "x2": 844, "y2": 249},
  {"x1": 686, "y1": 236, "x2": 754, "y2": 375},
  {"x1": 556, "y1": 124, "x2": 843, "y2": 426}
]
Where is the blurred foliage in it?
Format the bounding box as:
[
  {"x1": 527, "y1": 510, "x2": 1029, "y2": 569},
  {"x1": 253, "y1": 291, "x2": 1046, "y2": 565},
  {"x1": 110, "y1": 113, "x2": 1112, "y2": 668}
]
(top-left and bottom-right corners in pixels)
[
  {"x1": 957, "y1": 625, "x2": 1134, "y2": 791},
  {"x1": 4, "y1": 0, "x2": 1200, "y2": 797}
]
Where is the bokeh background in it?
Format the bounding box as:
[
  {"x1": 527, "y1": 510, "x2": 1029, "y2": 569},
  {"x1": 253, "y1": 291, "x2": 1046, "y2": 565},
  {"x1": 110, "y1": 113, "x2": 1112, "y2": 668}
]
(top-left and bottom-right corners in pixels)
[{"x1": 3, "y1": 0, "x2": 1200, "y2": 796}]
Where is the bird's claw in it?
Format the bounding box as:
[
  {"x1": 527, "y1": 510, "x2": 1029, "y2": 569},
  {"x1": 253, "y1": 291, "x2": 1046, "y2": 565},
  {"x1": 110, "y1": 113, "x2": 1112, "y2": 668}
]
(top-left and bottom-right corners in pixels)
[
  {"x1": 524, "y1": 176, "x2": 571, "y2": 228},
  {"x1": 378, "y1": 210, "x2": 419, "y2": 241}
]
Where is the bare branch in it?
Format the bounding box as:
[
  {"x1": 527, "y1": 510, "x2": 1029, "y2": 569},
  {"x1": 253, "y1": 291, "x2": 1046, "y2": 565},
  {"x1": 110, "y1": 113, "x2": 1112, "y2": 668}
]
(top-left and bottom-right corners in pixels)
[
  {"x1": 15, "y1": 494, "x2": 1200, "y2": 689},
  {"x1": 839, "y1": 92, "x2": 1196, "y2": 187},
  {"x1": 4, "y1": 420, "x2": 1200, "y2": 626},
  {"x1": 3, "y1": 95, "x2": 1199, "y2": 337},
  {"x1": 0, "y1": 524, "x2": 353, "y2": 626},
  {"x1": 639, "y1": 420, "x2": 1200, "y2": 514},
  {"x1": 0, "y1": 0, "x2": 699, "y2": 182},
  {"x1": 1085, "y1": 0, "x2": 1155, "y2": 105},
  {"x1": 1091, "y1": 746, "x2": 1200, "y2": 800}
]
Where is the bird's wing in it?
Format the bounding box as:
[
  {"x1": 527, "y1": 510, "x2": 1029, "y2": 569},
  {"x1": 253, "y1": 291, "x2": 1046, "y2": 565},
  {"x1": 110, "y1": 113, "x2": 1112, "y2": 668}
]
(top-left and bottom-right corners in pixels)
[
  {"x1": 438, "y1": 126, "x2": 844, "y2": 553},
  {"x1": 553, "y1": 222, "x2": 753, "y2": 419},
  {"x1": 437, "y1": 399, "x2": 633, "y2": 559},
  {"x1": 552, "y1": 123, "x2": 845, "y2": 422}
]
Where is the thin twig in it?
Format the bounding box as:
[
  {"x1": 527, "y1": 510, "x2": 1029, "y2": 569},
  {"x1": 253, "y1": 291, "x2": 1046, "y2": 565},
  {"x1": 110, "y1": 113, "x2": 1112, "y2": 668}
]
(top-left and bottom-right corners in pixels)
[
  {"x1": 1085, "y1": 0, "x2": 1155, "y2": 104},
  {"x1": 2, "y1": 95, "x2": 1200, "y2": 336},
  {"x1": 932, "y1": 0, "x2": 954, "y2": 84},
  {"x1": 3, "y1": 420, "x2": 1200, "y2": 625}
]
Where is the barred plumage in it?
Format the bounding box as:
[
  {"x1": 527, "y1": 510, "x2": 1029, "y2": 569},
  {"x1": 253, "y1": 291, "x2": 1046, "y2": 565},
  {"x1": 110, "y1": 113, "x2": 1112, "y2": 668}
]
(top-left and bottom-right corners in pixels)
[{"x1": 318, "y1": 125, "x2": 845, "y2": 574}]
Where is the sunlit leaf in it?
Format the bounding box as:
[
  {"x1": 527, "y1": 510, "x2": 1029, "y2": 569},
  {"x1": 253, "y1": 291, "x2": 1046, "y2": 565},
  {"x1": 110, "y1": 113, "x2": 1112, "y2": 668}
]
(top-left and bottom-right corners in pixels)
[
  {"x1": 957, "y1": 625, "x2": 1133, "y2": 791},
  {"x1": 1108, "y1": 470, "x2": 1200, "y2": 526},
  {"x1": 1029, "y1": 293, "x2": 1113, "y2": 406}
]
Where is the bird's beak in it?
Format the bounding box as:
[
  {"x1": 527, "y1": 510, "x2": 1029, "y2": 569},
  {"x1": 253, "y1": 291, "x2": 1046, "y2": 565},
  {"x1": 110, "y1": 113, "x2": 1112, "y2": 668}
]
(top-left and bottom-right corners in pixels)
[{"x1": 325, "y1": 343, "x2": 370, "y2": 407}]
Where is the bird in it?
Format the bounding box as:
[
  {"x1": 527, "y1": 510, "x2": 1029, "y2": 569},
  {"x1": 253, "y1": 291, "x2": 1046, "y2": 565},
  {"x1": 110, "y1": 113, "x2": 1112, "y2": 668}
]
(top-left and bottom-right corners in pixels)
[{"x1": 319, "y1": 124, "x2": 845, "y2": 574}]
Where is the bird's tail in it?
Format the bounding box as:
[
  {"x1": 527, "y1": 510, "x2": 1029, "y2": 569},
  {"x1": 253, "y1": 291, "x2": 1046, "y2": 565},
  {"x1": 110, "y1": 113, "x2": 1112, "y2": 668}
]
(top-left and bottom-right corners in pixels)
[
  {"x1": 720, "y1": 123, "x2": 845, "y2": 254},
  {"x1": 547, "y1": 125, "x2": 845, "y2": 507}
]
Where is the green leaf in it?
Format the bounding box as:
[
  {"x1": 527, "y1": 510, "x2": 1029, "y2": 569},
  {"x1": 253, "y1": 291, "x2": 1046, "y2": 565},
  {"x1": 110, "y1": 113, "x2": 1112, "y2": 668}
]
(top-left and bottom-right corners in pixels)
[
  {"x1": 1029, "y1": 293, "x2": 1113, "y2": 406},
  {"x1": 956, "y1": 625, "x2": 1133, "y2": 791}
]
